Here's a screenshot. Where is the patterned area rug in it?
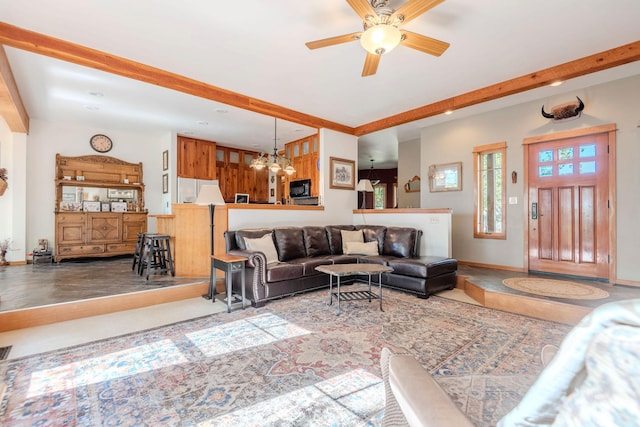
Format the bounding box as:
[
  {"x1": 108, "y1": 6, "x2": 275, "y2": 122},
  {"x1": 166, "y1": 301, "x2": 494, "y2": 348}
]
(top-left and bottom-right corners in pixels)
[
  {"x1": 503, "y1": 277, "x2": 610, "y2": 300},
  {"x1": 0, "y1": 287, "x2": 571, "y2": 426}
]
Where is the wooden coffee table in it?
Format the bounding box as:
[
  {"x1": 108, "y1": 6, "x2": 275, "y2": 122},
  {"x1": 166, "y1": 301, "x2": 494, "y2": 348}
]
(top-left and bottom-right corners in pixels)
[{"x1": 315, "y1": 263, "x2": 393, "y2": 314}]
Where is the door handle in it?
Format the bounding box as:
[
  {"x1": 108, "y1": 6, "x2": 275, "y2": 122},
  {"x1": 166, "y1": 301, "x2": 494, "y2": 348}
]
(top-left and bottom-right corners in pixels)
[{"x1": 531, "y1": 202, "x2": 538, "y2": 220}]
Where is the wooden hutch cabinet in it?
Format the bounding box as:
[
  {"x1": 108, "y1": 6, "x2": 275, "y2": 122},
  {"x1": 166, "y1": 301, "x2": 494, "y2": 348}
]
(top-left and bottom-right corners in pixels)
[{"x1": 54, "y1": 154, "x2": 147, "y2": 262}]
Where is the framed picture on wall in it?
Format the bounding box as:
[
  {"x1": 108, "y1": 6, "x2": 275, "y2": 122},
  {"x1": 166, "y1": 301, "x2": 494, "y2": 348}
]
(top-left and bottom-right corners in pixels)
[
  {"x1": 428, "y1": 162, "x2": 462, "y2": 192},
  {"x1": 162, "y1": 150, "x2": 169, "y2": 171},
  {"x1": 329, "y1": 157, "x2": 355, "y2": 190},
  {"x1": 162, "y1": 173, "x2": 169, "y2": 194}
]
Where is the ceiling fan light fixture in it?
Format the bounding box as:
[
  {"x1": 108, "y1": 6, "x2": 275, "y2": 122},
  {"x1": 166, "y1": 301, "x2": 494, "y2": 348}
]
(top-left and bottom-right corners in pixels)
[{"x1": 360, "y1": 24, "x2": 401, "y2": 55}]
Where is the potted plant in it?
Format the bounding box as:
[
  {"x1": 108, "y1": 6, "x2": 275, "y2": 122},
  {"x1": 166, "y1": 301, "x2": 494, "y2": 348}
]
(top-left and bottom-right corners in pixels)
[
  {"x1": 0, "y1": 238, "x2": 10, "y2": 266},
  {"x1": 0, "y1": 168, "x2": 7, "y2": 196}
]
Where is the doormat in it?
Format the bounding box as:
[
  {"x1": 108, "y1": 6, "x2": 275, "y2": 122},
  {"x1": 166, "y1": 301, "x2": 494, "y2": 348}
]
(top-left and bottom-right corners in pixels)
[
  {"x1": 503, "y1": 277, "x2": 609, "y2": 300},
  {"x1": 0, "y1": 346, "x2": 11, "y2": 361}
]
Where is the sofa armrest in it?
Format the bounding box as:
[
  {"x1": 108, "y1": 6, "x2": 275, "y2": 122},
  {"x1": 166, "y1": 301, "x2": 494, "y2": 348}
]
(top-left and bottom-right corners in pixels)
[
  {"x1": 227, "y1": 249, "x2": 266, "y2": 269},
  {"x1": 382, "y1": 348, "x2": 474, "y2": 427}
]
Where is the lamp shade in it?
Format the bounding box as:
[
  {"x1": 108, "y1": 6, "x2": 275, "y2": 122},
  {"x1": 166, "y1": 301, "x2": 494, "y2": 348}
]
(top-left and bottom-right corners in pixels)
[
  {"x1": 356, "y1": 179, "x2": 374, "y2": 192},
  {"x1": 195, "y1": 184, "x2": 226, "y2": 205}
]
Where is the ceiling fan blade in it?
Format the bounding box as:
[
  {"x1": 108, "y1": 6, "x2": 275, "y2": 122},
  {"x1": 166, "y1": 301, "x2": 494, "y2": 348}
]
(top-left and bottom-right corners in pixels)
[
  {"x1": 400, "y1": 30, "x2": 450, "y2": 56},
  {"x1": 391, "y1": 0, "x2": 445, "y2": 25},
  {"x1": 346, "y1": 0, "x2": 378, "y2": 20},
  {"x1": 305, "y1": 32, "x2": 362, "y2": 50},
  {"x1": 362, "y1": 53, "x2": 380, "y2": 77}
]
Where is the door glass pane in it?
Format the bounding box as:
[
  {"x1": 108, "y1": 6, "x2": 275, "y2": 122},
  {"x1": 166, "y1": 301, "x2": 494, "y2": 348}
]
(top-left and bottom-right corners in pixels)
[
  {"x1": 229, "y1": 151, "x2": 239, "y2": 164},
  {"x1": 286, "y1": 147, "x2": 291, "y2": 158},
  {"x1": 580, "y1": 161, "x2": 596, "y2": 174},
  {"x1": 216, "y1": 149, "x2": 224, "y2": 162},
  {"x1": 558, "y1": 147, "x2": 574, "y2": 160},
  {"x1": 313, "y1": 136, "x2": 318, "y2": 152},
  {"x1": 539, "y1": 150, "x2": 553, "y2": 162},
  {"x1": 579, "y1": 144, "x2": 596, "y2": 158},
  {"x1": 539, "y1": 166, "x2": 553, "y2": 177},
  {"x1": 293, "y1": 145, "x2": 299, "y2": 157},
  {"x1": 558, "y1": 163, "x2": 574, "y2": 175},
  {"x1": 243, "y1": 153, "x2": 254, "y2": 166},
  {"x1": 302, "y1": 141, "x2": 309, "y2": 155}
]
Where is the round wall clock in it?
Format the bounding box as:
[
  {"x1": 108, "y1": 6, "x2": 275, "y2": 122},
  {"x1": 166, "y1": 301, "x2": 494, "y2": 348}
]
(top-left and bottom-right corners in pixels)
[{"x1": 89, "y1": 134, "x2": 113, "y2": 153}]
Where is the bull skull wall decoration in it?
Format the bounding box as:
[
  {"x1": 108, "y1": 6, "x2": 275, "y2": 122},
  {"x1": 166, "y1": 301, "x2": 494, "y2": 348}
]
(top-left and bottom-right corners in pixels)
[{"x1": 541, "y1": 96, "x2": 585, "y2": 121}]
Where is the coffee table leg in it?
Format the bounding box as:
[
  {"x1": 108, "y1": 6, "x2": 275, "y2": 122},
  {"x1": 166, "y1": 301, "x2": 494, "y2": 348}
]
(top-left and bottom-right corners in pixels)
[
  {"x1": 336, "y1": 276, "x2": 341, "y2": 315},
  {"x1": 328, "y1": 274, "x2": 334, "y2": 306},
  {"x1": 378, "y1": 272, "x2": 384, "y2": 311},
  {"x1": 367, "y1": 274, "x2": 372, "y2": 302}
]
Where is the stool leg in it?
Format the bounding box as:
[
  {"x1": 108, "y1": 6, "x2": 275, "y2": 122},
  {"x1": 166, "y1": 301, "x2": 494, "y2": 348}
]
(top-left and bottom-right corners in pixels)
[{"x1": 165, "y1": 239, "x2": 175, "y2": 276}]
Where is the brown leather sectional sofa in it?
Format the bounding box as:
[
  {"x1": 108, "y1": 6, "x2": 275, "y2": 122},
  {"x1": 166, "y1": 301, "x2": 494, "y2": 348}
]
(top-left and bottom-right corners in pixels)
[{"x1": 224, "y1": 225, "x2": 458, "y2": 307}]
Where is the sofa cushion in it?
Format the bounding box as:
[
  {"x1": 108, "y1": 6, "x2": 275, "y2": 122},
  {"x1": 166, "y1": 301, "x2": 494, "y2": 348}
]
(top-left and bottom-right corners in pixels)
[
  {"x1": 326, "y1": 225, "x2": 355, "y2": 255},
  {"x1": 244, "y1": 234, "x2": 279, "y2": 265},
  {"x1": 341, "y1": 229, "x2": 364, "y2": 253},
  {"x1": 236, "y1": 228, "x2": 273, "y2": 250},
  {"x1": 302, "y1": 226, "x2": 331, "y2": 257},
  {"x1": 274, "y1": 227, "x2": 306, "y2": 261},
  {"x1": 383, "y1": 227, "x2": 417, "y2": 258},
  {"x1": 356, "y1": 225, "x2": 387, "y2": 254},
  {"x1": 287, "y1": 257, "x2": 334, "y2": 276},
  {"x1": 265, "y1": 262, "x2": 304, "y2": 282},
  {"x1": 387, "y1": 256, "x2": 458, "y2": 279},
  {"x1": 344, "y1": 241, "x2": 379, "y2": 256}
]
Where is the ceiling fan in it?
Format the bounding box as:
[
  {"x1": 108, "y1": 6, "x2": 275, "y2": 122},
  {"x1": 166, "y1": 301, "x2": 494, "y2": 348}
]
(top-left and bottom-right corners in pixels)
[{"x1": 305, "y1": 0, "x2": 450, "y2": 77}]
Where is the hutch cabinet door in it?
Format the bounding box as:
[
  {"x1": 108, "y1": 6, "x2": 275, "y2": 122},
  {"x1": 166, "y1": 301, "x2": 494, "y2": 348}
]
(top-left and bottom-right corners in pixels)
[{"x1": 87, "y1": 213, "x2": 122, "y2": 243}]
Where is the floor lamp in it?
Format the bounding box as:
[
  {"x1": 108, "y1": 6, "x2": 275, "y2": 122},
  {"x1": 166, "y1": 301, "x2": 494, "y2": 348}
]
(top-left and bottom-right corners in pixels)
[
  {"x1": 356, "y1": 179, "x2": 374, "y2": 209},
  {"x1": 195, "y1": 184, "x2": 226, "y2": 300}
]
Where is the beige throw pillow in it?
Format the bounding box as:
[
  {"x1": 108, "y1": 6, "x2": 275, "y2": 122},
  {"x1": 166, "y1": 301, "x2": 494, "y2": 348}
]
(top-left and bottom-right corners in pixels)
[
  {"x1": 340, "y1": 229, "x2": 363, "y2": 253},
  {"x1": 244, "y1": 234, "x2": 279, "y2": 264},
  {"x1": 344, "y1": 241, "x2": 379, "y2": 256}
]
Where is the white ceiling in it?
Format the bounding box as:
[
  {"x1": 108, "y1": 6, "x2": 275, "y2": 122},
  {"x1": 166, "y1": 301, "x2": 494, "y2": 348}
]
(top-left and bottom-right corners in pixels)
[{"x1": 1, "y1": 0, "x2": 639, "y2": 168}]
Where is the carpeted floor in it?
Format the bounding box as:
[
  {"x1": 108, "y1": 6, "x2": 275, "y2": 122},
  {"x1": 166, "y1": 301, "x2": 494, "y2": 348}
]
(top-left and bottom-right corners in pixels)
[{"x1": 0, "y1": 286, "x2": 572, "y2": 426}]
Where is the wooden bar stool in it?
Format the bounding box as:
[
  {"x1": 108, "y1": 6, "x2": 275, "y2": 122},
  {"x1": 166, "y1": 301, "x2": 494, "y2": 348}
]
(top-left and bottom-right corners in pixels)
[
  {"x1": 132, "y1": 232, "x2": 149, "y2": 273},
  {"x1": 140, "y1": 234, "x2": 175, "y2": 280}
]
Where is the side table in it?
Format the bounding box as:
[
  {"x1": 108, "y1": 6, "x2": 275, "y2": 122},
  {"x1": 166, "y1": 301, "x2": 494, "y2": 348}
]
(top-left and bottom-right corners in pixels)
[
  {"x1": 32, "y1": 250, "x2": 53, "y2": 267},
  {"x1": 212, "y1": 254, "x2": 247, "y2": 313}
]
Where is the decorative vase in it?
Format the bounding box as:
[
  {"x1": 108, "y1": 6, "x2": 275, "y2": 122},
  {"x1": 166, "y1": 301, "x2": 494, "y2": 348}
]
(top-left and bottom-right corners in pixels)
[
  {"x1": 0, "y1": 179, "x2": 7, "y2": 197},
  {"x1": 0, "y1": 250, "x2": 7, "y2": 266}
]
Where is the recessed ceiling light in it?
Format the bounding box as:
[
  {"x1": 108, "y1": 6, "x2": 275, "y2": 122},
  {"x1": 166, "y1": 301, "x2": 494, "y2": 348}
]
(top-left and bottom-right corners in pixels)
[
  {"x1": 197, "y1": 121, "x2": 209, "y2": 125},
  {"x1": 550, "y1": 81, "x2": 563, "y2": 87},
  {"x1": 444, "y1": 110, "x2": 453, "y2": 115},
  {"x1": 180, "y1": 131, "x2": 194, "y2": 135},
  {"x1": 88, "y1": 91, "x2": 104, "y2": 97},
  {"x1": 215, "y1": 109, "x2": 228, "y2": 114},
  {"x1": 84, "y1": 105, "x2": 100, "y2": 111}
]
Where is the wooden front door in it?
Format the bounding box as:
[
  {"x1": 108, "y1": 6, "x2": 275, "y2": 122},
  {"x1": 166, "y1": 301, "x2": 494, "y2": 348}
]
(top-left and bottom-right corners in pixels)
[{"x1": 527, "y1": 131, "x2": 611, "y2": 279}]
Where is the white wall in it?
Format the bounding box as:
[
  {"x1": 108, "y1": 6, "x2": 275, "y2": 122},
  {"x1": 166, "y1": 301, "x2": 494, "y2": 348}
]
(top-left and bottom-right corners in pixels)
[
  {"x1": 25, "y1": 119, "x2": 172, "y2": 252},
  {"x1": 397, "y1": 138, "x2": 421, "y2": 208},
  {"x1": 0, "y1": 118, "x2": 27, "y2": 262},
  {"x1": 420, "y1": 74, "x2": 640, "y2": 282}
]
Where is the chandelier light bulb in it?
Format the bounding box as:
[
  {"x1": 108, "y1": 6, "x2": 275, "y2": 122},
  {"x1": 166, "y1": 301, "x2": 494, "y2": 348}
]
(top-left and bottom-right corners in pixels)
[{"x1": 360, "y1": 24, "x2": 402, "y2": 55}]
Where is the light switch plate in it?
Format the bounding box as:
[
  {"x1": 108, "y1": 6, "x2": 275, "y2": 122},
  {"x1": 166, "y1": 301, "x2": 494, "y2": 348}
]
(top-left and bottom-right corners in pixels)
[{"x1": 509, "y1": 196, "x2": 518, "y2": 205}]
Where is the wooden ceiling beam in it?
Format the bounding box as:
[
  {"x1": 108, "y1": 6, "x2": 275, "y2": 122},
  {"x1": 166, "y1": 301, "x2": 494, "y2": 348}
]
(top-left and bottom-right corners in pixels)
[
  {"x1": 0, "y1": 45, "x2": 29, "y2": 133},
  {"x1": 353, "y1": 41, "x2": 640, "y2": 136},
  {"x1": 0, "y1": 23, "x2": 354, "y2": 135}
]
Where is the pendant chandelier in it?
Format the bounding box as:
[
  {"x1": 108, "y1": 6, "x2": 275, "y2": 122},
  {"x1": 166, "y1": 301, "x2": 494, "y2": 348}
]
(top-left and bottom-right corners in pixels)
[
  {"x1": 368, "y1": 159, "x2": 380, "y2": 186},
  {"x1": 249, "y1": 118, "x2": 296, "y2": 175}
]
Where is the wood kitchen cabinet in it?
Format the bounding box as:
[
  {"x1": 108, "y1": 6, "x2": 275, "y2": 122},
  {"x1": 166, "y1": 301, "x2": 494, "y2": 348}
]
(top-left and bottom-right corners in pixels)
[
  {"x1": 177, "y1": 136, "x2": 216, "y2": 180},
  {"x1": 284, "y1": 133, "x2": 320, "y2": 197},
  {"x1": 216, "y1": 145, "x2": 268, "y2": 203},
  {"x1": 54, "y1": 154, "x2": 148, "y2": 262}
]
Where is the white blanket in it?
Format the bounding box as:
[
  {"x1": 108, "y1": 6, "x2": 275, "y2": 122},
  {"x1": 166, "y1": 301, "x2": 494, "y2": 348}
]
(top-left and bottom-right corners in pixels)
[{"x1": 498, "y1": 298, "x2": 640, "y2": 427}]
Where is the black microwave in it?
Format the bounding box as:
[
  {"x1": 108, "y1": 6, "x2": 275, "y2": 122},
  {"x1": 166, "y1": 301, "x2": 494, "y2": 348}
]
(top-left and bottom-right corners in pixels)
[{"x1": 290, "y1": 179, "x2": 311, "y2": 198}]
